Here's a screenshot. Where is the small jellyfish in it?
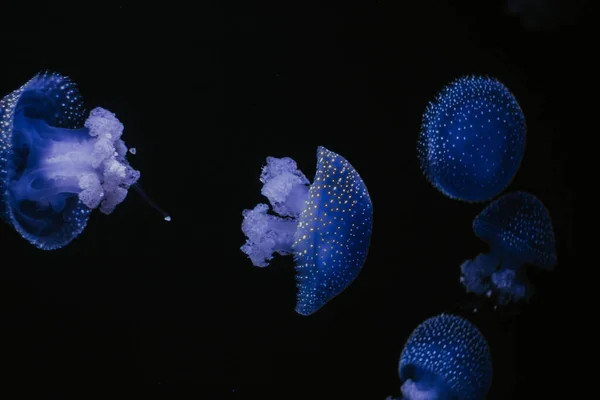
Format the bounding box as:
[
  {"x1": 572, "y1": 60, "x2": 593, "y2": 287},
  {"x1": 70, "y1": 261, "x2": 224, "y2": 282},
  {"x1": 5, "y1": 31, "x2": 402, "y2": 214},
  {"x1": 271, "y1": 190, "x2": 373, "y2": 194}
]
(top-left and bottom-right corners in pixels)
[
  {"x1": 418, "y1": 75, "x2": 526, "y2": 202},
  {"x1": 460, "y1": 191, "x2": 556, "y2": 304},
  {"x1": 240, "y1": 146, "x2": 373, "y2": 316},
  {"x1": 0, "y1": 71, "x2": 169, "y2": 250},
  {"x1": 387, "y1": 314, "x2": 493, "y2": 400}
]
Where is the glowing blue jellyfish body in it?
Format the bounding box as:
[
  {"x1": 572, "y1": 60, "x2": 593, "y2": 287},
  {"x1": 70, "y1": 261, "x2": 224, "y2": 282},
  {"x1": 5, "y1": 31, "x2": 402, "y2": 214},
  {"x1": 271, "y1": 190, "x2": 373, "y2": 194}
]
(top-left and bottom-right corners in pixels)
[
  {"x1": 418, "y1": 76, "x2": 526, "y2": 202},
  {"x1": 390, "y1": 314, "x2": 492, "y2": 400},
  {"x1": 241, "y1": 146, "x2": 373, "y2": 316},
  {"x1": 0, "y1": 72, "x2": 140, "y2": 250},
  {"x1": 460, "y1": 191, "x2": 556, "y2": 304}
]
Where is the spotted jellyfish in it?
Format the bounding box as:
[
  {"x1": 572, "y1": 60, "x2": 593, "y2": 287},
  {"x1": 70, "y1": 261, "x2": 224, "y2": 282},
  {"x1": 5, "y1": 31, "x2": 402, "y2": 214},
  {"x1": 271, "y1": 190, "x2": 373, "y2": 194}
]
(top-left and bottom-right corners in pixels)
[
  {"x1": 386, "y1": 314, "x2": 493, "y2": 400},
  {"x1": 418, "y1": 75, "x2": 526, "y2": 202},
  {"x1": 0, "y1": 71, "x2": 170, "y2": 250},
  {"x1": 460, "y1": 191, "x2": 556, "y2": 304},
  {"x1": 240, "y1": 146, "x2": 373, "y2": 316}
]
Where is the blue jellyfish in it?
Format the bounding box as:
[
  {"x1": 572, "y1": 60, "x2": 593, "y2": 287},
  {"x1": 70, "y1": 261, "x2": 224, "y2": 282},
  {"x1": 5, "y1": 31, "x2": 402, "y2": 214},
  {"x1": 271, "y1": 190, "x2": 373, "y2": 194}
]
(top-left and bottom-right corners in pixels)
[
  {"x1": 460, "y1": 191, "x2": 556, "y2": 304},
  {"x1": 240, "y1": 146, "x2": 373, "y2": 316},
  {"x1": 0, "y1": 71, "x2": 169, "y2": 250},
  {"x1": 387, "y1": 314, "x2": 493, "y2": 400},
  {"x1": 417, "y1": 75, "x2": 526, "y2": 202}
]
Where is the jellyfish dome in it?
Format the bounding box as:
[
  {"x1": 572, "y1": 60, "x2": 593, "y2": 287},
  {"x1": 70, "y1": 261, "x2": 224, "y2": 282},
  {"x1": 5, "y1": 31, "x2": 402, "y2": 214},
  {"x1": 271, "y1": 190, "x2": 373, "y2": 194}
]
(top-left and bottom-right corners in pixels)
[
  {"x1": 0, "y1": 71, "x2": 140, "y2": 250},
  {"x1": 392, "y1": 314, "x2": 492, "y2": 400},
  {"x1": 418, "y1": 75, "x2": 526, "y2": 203},
  {"x1": 240, "y1": 146, "x2": 373, "y2": 316},
  {"x1": 460, "y1": 191, "x2": 556, "y2": 304}
]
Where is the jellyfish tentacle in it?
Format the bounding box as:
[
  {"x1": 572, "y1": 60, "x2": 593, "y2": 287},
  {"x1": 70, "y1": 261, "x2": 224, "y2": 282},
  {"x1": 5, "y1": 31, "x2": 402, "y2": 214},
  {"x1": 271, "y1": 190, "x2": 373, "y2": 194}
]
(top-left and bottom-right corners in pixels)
[
  {"x1": 241, "y1": 203, "x2": 298, "y2": 267},
  {"x1": 240, "y1": 156, "x2": 310, "y2": 267},
  {"x1": 259, "y1": 155, "x2": 310, "y2": 217},
  {"x1": 131, "y1": 183, "x2": 171, "y2": 221},
  {"x1": 459, "y1": 252, "x2": 500, "y2": 297}
]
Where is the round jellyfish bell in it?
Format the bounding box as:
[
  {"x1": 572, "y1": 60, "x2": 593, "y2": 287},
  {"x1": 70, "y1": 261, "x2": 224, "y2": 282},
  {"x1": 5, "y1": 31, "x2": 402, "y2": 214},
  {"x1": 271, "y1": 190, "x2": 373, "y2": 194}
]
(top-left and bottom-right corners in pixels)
[
  {"x1": 0, "y1": 71, "x2": 169, "y2": 250},
  {"x1": 418, "y1": 75, "x2": 526, "y2": 203},
  {"x1": 240, "y1": 146, "x2": 373, "y2": 316},
  {"x1": 386, "y1": 314, "x2": 493, "y2": 400},
  {"x1": 460, "y1": 191, "x2": 556, "y2": 304}
]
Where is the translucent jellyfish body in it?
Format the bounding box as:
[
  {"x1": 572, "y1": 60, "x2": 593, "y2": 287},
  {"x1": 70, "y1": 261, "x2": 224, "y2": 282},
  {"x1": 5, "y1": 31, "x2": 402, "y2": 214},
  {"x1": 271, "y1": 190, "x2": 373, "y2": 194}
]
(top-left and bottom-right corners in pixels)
[
  {"x1": 0, "y1": 71, "x2": 167, "y2": 250},
  {"x1": 418, "y1": 75, "x2": 526, "y2": 202},
  {"x1": 387, "y1": 314, "x2": 492, "y2": 400},
  {"x1": 460, "y1": 191, "x2": 556, "y2": 304},
  {"x1": 240, "y1": 146, "x2": 373, "y2": 316}
]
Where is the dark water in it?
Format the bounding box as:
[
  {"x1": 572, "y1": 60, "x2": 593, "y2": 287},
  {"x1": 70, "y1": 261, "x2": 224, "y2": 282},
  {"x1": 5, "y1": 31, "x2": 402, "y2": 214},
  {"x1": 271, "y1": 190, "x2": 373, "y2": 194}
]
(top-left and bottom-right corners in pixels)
[{"x1": 0, "y1": 0, "x2": 582, "y2": 397}]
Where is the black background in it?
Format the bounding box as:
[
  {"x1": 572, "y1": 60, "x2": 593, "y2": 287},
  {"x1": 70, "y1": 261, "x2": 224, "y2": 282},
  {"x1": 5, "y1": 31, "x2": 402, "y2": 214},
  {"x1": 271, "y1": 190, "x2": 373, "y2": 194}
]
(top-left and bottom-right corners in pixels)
[{"x1": 0, "y1": 0, "x2": 581, "y2": 397}]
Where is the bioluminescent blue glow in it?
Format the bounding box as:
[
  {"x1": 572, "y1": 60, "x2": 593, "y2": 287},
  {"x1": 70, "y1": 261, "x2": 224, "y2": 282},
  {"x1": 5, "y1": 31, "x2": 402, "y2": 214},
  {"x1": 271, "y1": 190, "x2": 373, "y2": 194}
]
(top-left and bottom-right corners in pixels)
[
  {"x1": 241, "y1": 146, "x2": 373, "y2": 316},
  {"x1": 460, "y1": 191, "x2": 556, "y2": 304},
  {"x1": 387, "y1": 314, "x2": 492, "y2": 400},
  {"x1": 418, "y1": 75, "x2": 526, "y2": 203},
  {"x1": 0, "y1": 71, "x2": 169, "y2": 250}
]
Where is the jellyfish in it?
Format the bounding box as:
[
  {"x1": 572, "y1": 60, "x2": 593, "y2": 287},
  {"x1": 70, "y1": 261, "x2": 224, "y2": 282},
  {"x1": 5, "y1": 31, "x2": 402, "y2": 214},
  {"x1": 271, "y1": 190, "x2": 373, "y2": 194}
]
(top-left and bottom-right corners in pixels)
[
  {"x1": 417, "y1": 75, "x2": 526, "y2": 203},
  {"x1": 460, "y1": 191, "x2": 556, "y2": 304},
  {"x1": 240, "y1": 146, "x2": 373, "y2": 316},
  {"x1": 386, "y1": 314, "x2": 493, "y2": 400},
  {"x1": 0, "y1": 71, "x2": 170, "y2": 250}
]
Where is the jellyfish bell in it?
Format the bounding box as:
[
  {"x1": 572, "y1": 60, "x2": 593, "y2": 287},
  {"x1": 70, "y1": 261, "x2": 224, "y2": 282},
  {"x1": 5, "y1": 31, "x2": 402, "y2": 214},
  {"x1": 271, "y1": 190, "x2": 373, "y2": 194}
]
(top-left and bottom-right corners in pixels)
[
  {"x1": 0, "y1": 71, "x2": 169, "y2": 250},
  {"x1": 240, "y1": 146, "x2": 373, "y2": 316},
  {"x1": 387, "y1": 314, "x2": 493, "y2": 400},
  {"x1": 473, "y1": 192, "x2": 556, "y2": 269},
  {"x1": 460, "y1": 191, "x2": 556, "y2": 304},
  {"x1": 418, "y1": 75, "x2": 526, "y2": 203}
]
